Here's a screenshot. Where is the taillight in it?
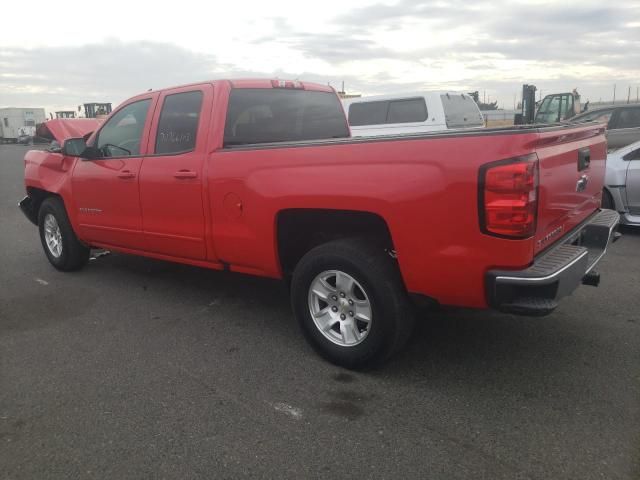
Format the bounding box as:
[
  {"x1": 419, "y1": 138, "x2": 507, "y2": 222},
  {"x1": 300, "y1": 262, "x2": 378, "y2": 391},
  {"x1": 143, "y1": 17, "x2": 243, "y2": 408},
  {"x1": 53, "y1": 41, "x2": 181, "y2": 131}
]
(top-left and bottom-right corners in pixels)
[{"x1": 479, "y1": 154, "x2": 539, "y2": 238}]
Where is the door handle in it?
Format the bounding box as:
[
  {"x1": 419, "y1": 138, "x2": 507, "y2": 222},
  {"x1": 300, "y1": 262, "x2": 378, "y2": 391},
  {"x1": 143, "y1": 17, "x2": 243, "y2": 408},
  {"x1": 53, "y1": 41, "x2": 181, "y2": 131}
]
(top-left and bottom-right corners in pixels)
[
  {"x1": 174, "y1": 170, "x2": 198, "y2": 179},
  {"x1": 117, "y1": 170, "x2": 135, "y2": 179}
]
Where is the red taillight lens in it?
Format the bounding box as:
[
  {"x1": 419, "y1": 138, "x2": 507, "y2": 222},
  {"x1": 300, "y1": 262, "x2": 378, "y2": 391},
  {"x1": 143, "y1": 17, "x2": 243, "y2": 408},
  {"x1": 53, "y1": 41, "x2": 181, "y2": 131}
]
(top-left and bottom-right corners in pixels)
[{"x1": 479, "y1": 154, "x2": 539, "y2": 238}]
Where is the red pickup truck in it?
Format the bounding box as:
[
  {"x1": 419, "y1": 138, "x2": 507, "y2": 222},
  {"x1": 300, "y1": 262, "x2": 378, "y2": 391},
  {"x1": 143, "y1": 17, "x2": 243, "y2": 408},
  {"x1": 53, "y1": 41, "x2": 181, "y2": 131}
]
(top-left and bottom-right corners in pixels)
[{"x1": 19, "y1": 79, "x2": 619, "y2": 368}]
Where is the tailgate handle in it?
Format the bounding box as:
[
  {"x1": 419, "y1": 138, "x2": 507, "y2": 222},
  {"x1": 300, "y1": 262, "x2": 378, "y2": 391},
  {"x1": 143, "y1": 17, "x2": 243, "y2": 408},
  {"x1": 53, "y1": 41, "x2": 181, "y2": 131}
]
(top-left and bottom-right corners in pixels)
[{"x1": 578, "y1": 147, "x2": 590, "y2": 171}]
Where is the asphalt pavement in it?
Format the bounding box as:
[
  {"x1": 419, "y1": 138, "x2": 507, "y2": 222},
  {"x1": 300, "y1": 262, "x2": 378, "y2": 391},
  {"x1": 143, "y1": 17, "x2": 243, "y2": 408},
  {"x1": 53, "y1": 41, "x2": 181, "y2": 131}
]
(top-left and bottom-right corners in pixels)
[{"x1": 1, "y1": 144, "x2": 639, "y2": 479}]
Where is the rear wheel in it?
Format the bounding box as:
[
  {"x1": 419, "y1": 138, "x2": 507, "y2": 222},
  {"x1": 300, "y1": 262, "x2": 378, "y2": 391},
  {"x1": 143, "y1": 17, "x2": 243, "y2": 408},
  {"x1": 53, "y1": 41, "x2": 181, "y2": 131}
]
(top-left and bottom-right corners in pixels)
[
  {"x1": 291, "y1": 238, "x2": 414, "y2": 369},
  {"x1": 38, "y1": 197, "x2": 90, "y2": 271},
  {"x1": 601, "y1": 188, "x2": 615, "y2": 210}
]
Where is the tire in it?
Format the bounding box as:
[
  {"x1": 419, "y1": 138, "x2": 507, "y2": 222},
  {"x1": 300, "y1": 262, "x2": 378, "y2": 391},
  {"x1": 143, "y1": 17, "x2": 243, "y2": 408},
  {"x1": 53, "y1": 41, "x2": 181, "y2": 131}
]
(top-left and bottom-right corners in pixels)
[
  {"x1": 601, "y1": 188, "x2": 615, "y2": 210},
  {"x1": 38, "y1": 196, "x2": 90, "y2": 271},
  {"x1": 291, "y1": 238, "x2": 414, "y2": 369}
]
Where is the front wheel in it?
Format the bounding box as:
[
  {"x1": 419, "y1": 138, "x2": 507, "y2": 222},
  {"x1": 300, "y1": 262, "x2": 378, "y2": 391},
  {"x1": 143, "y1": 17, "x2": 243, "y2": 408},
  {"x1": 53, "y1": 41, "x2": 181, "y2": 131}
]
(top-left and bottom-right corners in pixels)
[
  {"x1": 291, "y1": 239, "x2": 414, "y2": 369},
  {"x1": 38, "y1": 197, "x2": 90, "y2": 271}
]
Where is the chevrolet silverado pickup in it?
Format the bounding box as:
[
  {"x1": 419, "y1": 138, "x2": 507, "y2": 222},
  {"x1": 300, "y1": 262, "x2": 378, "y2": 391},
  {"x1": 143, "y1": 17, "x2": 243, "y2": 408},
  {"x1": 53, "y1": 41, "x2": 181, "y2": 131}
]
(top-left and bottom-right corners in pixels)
[{"x1": 19, "y1": 79, "x2": 619, "y2": 368}]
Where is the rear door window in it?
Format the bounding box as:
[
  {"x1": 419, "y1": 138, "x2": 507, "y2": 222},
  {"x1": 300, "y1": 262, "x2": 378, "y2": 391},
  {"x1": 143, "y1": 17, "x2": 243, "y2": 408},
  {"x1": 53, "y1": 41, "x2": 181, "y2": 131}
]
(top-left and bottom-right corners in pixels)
[
  {"x1": 224, "y1": 89, "x2": 349, "y2": 146},
  {"x1": 440, "y1": 94, "x2": 484, "y2": 128},
  {"x1": 154, "y1": 91, "x2": 203, "y2": 154},
  {"x1": 615, "y1": 108, "x2": 640, "y2": 129}
]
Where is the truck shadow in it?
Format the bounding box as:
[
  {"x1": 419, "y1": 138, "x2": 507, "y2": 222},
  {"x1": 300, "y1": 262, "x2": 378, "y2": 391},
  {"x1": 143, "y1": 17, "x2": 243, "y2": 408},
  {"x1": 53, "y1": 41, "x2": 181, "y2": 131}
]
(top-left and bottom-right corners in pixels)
[{"x1": 87, "y1": 250, "x2": 615, "y2": 395}]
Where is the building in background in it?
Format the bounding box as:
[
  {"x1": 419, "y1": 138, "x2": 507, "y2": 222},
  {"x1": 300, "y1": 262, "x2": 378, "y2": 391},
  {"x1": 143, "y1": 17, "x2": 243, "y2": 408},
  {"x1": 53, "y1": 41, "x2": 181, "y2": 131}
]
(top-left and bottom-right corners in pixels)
[{"x1": 0, "y1": 108, "x2": 46, "y2": 143}]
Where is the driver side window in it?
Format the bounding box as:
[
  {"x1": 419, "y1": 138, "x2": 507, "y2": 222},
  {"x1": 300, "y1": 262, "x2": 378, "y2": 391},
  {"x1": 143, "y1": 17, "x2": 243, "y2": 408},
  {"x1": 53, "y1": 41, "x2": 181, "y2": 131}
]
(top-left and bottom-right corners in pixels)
[{"x1": 95, "y1": 99, "x2": 151, "y2": 157}]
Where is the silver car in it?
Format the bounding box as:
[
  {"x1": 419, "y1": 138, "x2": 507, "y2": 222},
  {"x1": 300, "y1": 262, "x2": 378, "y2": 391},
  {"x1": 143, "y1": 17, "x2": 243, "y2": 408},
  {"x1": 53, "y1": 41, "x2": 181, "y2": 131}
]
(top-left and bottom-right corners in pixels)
[
  {"x1": 572, "y1": 105, "x2": 640, "y2": 150},
  {"x1": 603, "y1": 140, "x2": 640, "y2": 225}
]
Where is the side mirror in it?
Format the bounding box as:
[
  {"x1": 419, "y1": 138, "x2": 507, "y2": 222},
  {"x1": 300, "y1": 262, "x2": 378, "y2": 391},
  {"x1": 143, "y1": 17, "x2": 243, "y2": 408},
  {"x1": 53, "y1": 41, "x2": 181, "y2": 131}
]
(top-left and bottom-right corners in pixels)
[
  {"x1": 61, "y1": 137, "x2": 101, "y2": 159},
  {"x1": 61, "y1": 137, "x2": 87, "y2": 157},
  {"x1": 48, "y1": 140, "x2": 62, "y2": 153}
]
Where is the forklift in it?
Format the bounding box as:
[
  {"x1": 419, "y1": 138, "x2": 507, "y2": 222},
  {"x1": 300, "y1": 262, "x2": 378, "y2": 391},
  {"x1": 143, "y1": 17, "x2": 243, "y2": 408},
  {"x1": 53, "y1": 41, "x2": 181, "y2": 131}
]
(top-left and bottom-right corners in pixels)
[
  {"x1": 515, "y1": 85, "x2": 582, "y2": 125},
  {"x1": 55, "y1": 111, "x2": 76, "y2": 119},
  {"x1": 83, "y1": 103, "x2": 112, "y2": 119}
]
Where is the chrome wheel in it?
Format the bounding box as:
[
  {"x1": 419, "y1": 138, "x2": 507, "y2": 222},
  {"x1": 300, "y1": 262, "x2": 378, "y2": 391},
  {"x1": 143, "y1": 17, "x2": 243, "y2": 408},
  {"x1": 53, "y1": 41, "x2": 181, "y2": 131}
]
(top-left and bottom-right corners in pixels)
[
  {"x1": 43, "y1": 213, "x2": 63, "y2": 258},
  {"x1": 308, "y1": 270, "x2": 372, "y2": 347}
]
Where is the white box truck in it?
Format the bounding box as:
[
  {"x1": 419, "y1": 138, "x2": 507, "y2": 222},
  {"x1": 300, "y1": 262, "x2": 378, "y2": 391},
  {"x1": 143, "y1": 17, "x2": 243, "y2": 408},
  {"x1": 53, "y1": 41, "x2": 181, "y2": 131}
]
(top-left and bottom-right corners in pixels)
[{"x1": 0, "y1": 108, "x2": 46, "y2": 143}]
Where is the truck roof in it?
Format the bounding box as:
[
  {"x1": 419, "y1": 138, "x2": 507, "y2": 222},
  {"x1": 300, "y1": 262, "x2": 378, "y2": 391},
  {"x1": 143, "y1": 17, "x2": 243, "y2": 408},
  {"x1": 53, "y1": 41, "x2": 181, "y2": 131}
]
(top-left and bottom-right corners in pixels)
[{"x1": 131, "y1": 79, "x2": 335, "y2": 98}]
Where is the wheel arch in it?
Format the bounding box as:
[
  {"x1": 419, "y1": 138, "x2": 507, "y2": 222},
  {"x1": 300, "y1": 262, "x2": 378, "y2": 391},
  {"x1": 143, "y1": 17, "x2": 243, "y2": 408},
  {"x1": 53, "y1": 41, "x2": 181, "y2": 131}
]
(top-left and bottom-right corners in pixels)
[
  {"x1": 275, "y1": 208, "x2": 395, "y2": 276},
  {"x1": 603, "y1": 185, "x2": 625, "y2": 212},
  {"x1": 25, "y1": 187, "x2": 62, "y2": 224}
]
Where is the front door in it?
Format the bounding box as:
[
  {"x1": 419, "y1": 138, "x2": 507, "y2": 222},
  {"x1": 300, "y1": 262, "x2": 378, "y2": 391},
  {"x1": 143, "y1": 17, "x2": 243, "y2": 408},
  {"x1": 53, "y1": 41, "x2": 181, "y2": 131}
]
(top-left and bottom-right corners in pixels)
[
  {"x1": 72, "y1": 97, "x2": 156, "y2": 250},
  {"x1": 624, "y1": 147, "x2": 640, "y2": 215},
  {"x1": 138, "y1": 85, "x2": 212, "y2": 260}
]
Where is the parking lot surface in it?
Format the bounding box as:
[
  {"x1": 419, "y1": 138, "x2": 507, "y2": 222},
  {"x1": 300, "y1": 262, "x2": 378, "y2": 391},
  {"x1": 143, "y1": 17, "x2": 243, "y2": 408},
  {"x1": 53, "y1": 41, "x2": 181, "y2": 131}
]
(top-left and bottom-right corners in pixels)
[{"x1": 1, "y1": 144, "x2": 639, "y2": 479}]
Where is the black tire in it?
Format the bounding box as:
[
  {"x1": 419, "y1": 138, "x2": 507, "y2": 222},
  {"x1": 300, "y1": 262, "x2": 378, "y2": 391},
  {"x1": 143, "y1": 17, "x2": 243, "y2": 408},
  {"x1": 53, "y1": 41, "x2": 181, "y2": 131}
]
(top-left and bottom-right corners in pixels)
[
  {"x1": 38, "y1": 196, "x2": 90, "y2": 271},
  {"x1": 601, "y1": 188, "x2": 615, "y2": 210},
  {"x1": 291, "y1": 238, "x2": 414, "y2": 369}
]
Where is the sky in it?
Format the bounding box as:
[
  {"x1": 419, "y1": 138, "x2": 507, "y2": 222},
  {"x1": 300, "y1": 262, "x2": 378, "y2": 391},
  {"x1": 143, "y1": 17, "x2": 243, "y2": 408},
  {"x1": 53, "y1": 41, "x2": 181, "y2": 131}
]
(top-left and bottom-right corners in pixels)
[{"x1": 1, "y1": 0, "x2": 639, "y2": 114}]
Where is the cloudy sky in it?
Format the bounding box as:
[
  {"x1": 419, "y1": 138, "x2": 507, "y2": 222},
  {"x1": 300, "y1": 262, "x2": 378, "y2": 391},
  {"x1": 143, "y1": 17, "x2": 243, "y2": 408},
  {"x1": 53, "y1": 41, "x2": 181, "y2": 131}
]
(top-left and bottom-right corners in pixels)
[{"x1": 1, "y1": 0, "x2": 639, "y2": 114}]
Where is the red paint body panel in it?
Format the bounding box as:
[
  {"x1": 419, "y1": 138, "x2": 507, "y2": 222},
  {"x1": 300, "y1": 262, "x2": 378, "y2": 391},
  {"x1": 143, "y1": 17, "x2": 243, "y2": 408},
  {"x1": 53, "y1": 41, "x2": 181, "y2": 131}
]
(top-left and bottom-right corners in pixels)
[
  {"x1": 35, "y1": 118, "x2": 101, "y2": 142},
  {"x1": 23, "y1": 79, "x2": 607, "y2": 310}
]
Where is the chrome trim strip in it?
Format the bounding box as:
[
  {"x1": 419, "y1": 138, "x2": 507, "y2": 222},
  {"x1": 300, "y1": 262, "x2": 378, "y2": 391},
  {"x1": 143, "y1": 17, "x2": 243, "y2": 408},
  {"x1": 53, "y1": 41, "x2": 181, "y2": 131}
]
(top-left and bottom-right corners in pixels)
[{"x1": 495, "y1": 250, "x2": 588, "y2": 284}]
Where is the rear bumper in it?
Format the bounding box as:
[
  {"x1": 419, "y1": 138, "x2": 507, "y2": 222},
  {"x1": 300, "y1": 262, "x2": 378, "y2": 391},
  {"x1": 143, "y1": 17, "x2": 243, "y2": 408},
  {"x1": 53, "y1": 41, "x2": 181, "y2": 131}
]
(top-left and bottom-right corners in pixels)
[
  {"x1": 18, "y1": 195, "x2": 39, "y2": 226},
  {"x1": 486, "y1": 209, "x2": 620, "y2": 316}
]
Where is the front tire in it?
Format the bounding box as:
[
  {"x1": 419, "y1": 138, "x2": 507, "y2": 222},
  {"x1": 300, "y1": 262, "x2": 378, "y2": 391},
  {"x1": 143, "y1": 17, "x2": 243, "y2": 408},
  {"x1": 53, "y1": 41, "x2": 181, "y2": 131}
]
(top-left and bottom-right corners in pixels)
[
  {"x1": 291, "y1": 239, "x2": 414, "y2": 369},
  {"x1": 38, "y1": 197, "x2": 90, "y2": 271}
]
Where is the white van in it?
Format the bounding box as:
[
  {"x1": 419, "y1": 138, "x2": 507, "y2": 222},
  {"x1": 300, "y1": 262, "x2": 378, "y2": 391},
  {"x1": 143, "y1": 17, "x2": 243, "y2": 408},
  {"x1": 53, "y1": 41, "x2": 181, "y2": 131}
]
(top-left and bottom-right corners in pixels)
[{"x1": 343, "y1": 92, "x2": 485, "y2": 137}]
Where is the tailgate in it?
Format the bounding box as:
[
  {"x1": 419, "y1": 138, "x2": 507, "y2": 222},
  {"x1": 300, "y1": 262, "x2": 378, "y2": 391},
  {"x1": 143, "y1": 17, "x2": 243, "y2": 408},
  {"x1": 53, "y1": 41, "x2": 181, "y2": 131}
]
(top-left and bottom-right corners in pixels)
[{"x1": 534, "y1": 124, "x2": 607, "y2": 255}]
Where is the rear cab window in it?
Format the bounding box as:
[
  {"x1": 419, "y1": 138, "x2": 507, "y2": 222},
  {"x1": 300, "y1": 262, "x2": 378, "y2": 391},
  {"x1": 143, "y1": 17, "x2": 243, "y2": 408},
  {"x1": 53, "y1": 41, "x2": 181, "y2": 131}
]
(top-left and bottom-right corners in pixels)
[
  {"x1": 223, "y1": 88, "x2": 349, "y2": 146},
  {"x1": 440, "y1": 94, "x2": 484, "y2": 128},
  {"x1": 348, "y1": 98, "x2": 428, "y2": 126}
]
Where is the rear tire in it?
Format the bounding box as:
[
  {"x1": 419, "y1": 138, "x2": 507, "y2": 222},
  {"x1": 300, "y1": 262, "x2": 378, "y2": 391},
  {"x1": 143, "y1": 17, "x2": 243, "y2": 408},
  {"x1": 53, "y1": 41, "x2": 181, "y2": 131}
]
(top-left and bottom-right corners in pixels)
[
  {"x1": 38, "y1": 197, "x2": 90, "y2": 271},
  {"x1": 291, "y1": 238, "x2": 414, "y2": 369},
  {"x1": 601, "y1": 188, "x2": 615, "y2": 210}
]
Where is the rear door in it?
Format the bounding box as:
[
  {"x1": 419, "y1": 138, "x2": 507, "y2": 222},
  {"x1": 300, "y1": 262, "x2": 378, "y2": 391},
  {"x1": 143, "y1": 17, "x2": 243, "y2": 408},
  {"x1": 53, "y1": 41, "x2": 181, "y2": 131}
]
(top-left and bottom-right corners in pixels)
[
  {"x1": 608, "y1": 107, "x2": 640, "y2": 150},
  {"x1": 139, "y1": 84, "x2": 212, "y2": 260},
  {"x1": 72, "y1": 96, "x2": 156, "y2": 249}
]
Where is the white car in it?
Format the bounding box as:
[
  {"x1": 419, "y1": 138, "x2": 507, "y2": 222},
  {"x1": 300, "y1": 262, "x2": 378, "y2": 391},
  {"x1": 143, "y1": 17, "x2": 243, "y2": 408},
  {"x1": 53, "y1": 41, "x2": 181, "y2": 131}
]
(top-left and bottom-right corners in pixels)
[
  {"x1": 603, "y1": 140, "x2": 640, "y2": 225},
  {"x1": 342, "y1": 92, "x2": 485, "y2": 137}
]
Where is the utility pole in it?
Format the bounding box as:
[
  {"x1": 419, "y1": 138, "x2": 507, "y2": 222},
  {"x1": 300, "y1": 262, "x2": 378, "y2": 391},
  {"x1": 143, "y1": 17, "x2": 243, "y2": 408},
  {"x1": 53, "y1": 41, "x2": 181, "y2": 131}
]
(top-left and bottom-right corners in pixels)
[
  {"x1": 637, "y1": 86, "x2": 639, "y2": 103},
  {"x1": 483, "y1": 90, "x2": 486, "y2": 104},
  {"x1": 628, "y1": 86, "x2": 631, "y2": 104},
  {"x1": 613, "y1": 84, "x2": 616, "y2": 104}
]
